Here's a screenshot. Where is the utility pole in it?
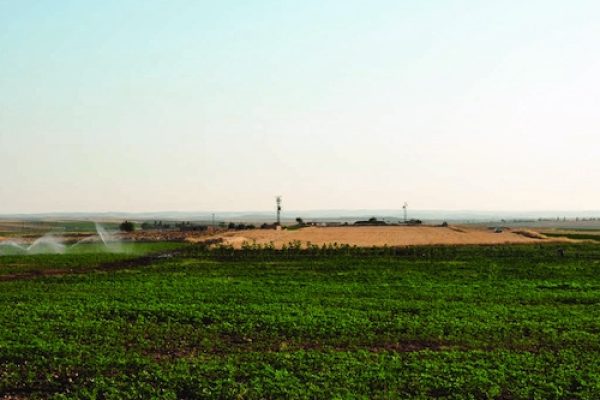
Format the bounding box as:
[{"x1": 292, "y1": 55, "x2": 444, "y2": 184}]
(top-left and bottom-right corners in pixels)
[
  {"x1": 212, "y1": 213, "x2": 215, "y2": 228},
  {"x1": 402, "y1": 202, "x2": 408, "y2": 223},
  {"x1": 276, "y1": 196, "x2": 282, "y2": 226}
]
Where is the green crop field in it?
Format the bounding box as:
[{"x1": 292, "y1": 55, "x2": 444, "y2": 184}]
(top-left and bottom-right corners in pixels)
[
  {"x1": 543, "y1": 232, "x2": 600, "y2": 242},
  {"x1": 0, "y1": 243, "x2": 599, "y2": 399}
]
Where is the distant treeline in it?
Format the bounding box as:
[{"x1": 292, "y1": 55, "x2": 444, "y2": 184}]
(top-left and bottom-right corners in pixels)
[
  {"x1": 141, "y1": 221, "x2": 205, "y2": 231},
  {"x1": 140, "y1": 220, "x2": 274, "y2": 231}
]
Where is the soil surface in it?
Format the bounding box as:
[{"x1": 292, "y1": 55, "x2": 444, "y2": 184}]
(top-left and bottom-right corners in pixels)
[{"x1": 214, "y1": 226, "x2": 564, "y2": 249}]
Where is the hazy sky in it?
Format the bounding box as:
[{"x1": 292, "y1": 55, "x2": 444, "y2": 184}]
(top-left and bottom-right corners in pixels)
[{"x1": 1, "y1": 0, "x2": 599, "y2": 213}]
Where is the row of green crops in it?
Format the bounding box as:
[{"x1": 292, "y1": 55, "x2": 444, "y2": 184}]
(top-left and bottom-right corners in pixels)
[
  {"x1": 0, "y1": 243, "x2": 599, "y2": 398},
  {"x1": 0, "y1": 242, "x2": 185, "y2": 276}
]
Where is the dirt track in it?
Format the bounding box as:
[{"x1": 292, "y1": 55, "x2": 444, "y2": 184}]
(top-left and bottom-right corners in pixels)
[{"x1": 215, "y1": 226, "x2": 562, "y2": 249}]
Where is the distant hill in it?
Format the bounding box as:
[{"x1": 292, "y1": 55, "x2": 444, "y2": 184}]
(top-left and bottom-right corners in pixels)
[{"x1": 1, "y1": 210, "x2": 600, "y2": 225}]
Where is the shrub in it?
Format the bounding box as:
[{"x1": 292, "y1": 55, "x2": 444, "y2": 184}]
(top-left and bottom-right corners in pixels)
[{"x1": 119, "y1": 220, "x2": 135, "y2": 232}]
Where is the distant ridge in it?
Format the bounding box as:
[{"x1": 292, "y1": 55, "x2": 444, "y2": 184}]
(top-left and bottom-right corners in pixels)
[{"x1": 2, "y1": 210, "x2": 600, "y2": 223}]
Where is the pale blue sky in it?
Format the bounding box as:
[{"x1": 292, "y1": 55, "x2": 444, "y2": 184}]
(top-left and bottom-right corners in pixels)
[{"x1": 1, "y1": 1, "x2": 599, "y2": 213}]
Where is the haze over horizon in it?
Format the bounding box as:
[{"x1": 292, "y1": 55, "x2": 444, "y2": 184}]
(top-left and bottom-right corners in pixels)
[
  {"x1": 3, "y1": 209, "x2": 600, "y2": 223},
  {"x1": 1, "y1": 1, "x2": 599, "y2": 214}
]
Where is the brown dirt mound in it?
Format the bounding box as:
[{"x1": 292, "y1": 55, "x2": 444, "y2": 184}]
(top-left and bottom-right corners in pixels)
[
  {"x1": 216, "y1": 226, "x2": 562, "y2": 249},
  {"x1": 512, "y1": 230, "x2": 547, "y2": 239}
]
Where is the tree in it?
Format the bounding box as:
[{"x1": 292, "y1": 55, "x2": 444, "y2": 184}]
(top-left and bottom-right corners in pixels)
[
  {"x1": 295, "y1": 217, "x2": 305, "y2": 226},
  {"x1": 119, "y1": 220, "x2": 135, "y2": 232}
]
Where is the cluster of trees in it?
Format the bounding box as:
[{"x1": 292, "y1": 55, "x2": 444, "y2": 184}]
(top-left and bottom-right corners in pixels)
[
  {"x1": 141, "y1": 221, "x2": 172, "y2": 230},
  {"x1": 137, "y1": 220, "x2": 264, "y2": 232},
  {"x1": 354, "y1": 217, "x2": 388, "y2": 226},
  {"x1": 139, "y1": 221, "x2": 209, "y2": 231},
  {"x1": 177, "y1": 222, "x2": 208, "y2": 232},
  {"x1": 119, "y1": 221, "x2": 135, "y2": 232},
  {"x1": 227, "y1": 223, "x2": 256, "y2": 230}
]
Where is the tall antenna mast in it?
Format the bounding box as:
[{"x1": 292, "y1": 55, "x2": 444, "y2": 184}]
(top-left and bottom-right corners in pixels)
[
  {"x1": 276, "y1": 196, "x2": 282, "y2": 226},
  {"x1": 402, "y1": 202, "x2": 408, "y2": 223}
]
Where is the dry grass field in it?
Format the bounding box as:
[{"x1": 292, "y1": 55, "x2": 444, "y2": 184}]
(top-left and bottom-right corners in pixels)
[{"x1": 215, "y1": 226, "x2": 564, "y2": 248}]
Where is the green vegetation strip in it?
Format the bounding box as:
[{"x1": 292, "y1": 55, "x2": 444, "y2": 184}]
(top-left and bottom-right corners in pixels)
[
  {"x1": 0, "y1": 243, "x2": 599, "y2": 399},
  {"x1": 544, "y1": 232, "x2": 600, "y2": 241},
  {"x1": 0, "y1": 242, "x2": 183, "y2": 277}
]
